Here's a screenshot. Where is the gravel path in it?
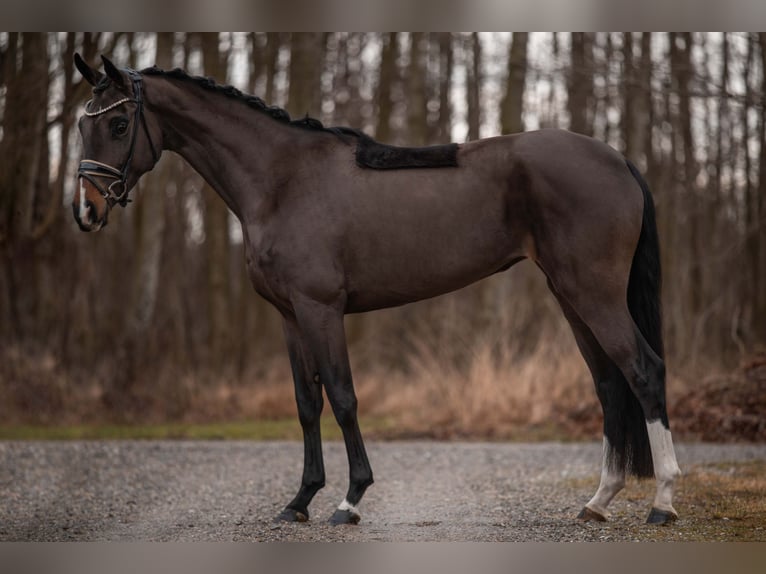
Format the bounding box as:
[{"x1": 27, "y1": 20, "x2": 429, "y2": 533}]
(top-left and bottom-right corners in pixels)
[{"x1": 1, "y1": 441, "x2": 765, "y2": 541}]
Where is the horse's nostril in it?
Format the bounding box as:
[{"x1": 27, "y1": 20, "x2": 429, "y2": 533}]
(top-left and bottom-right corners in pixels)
[
  {"x1": 73, "y1": 197, "x2": 102, "y2": 232},
  {"x1": 73, "y1": 203, "x2": 94, "y2": 232},
  {"x1": 85, "y1": 199, "x2": 96, "y2": 222}
]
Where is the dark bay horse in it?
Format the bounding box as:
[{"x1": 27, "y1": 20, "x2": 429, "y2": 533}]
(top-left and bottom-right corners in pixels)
[{"x1": 72, "y1": 54, "x2": 681, "y2": 526}]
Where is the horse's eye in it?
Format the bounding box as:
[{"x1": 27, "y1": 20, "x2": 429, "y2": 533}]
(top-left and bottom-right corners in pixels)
[{"x1": 111, "y1": 118, "x2": 129, "y2": 137}]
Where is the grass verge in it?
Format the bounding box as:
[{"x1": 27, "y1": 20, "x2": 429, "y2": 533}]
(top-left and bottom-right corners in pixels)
[{"x1": 566, "y1": 460, "x2": 766, "y2": 541}]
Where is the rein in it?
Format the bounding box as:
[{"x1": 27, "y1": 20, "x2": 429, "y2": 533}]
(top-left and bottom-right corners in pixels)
[{"x1": 78, "y1": 69, "x2": 160, "y2": 208}]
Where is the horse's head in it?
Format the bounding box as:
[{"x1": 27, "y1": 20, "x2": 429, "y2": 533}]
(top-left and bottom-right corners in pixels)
[{"x1": 73, "y1": 54, "x2": 162, "y2": 231}]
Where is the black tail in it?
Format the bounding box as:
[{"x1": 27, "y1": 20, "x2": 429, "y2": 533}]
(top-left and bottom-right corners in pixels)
[
  {"x1": 606, "y1": 160, "x2": 664, "y2": 478},
  {"x1": 626, "y1": 160, "x2": 664, "y2": 361}
]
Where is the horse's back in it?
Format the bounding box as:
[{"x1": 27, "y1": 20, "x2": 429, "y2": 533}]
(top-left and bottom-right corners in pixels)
[{"x1": 460, "y1": 129, "x2": 630, "y2": 180}]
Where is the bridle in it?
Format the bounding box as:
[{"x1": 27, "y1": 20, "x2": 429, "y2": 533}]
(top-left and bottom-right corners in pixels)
[{"x1": 77, "y1": 68, "x2": 160, "y2": 208}]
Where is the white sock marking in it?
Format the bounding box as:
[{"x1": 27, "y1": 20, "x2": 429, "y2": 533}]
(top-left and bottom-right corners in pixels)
[
  {"x1": 646, "y1": 420, "x2": 682, "y2": 513},
  {"x1": 337, "y1": 498, "x2": 360, "y2": 517},
  {"x1": 585, "y1": 436, "x2": 626, "y2": 518}
]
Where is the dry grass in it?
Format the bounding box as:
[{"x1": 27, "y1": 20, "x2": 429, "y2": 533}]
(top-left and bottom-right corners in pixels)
[
  {"x1": 583, "y1": 460, "x2": 766, "y2": 541},
  {"x1": 358, "y1": 331, "x2": 596, "y2": 439},
  {"x1": 0, "y1": 335, "x2": 758, "y2": 443},
  {"x1": 0, "y1": 331, "x2": 597, "y2": 437}
]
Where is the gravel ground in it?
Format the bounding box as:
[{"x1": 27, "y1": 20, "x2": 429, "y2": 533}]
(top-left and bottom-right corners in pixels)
[{"x1": 1, "y1": 440, "x2": 765, "y2": 541}]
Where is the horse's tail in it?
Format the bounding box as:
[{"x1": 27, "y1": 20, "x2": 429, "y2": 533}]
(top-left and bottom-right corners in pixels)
[
  {"x1": 626, "y1": 159, "x2": 664, "y2": 362},
  {"x1": 607, "y1": 159, "x2": 664, "y2": 478}
]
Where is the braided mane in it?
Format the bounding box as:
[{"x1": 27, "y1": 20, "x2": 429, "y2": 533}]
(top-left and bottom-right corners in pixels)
[{"x1": 140, "y1": 65, "x2": 362, "y2": 139}]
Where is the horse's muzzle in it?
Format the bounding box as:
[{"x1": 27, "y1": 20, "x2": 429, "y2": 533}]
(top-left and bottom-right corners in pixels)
[{"x1": 73, "y1": 177, "x2": 109, "y2": 232}]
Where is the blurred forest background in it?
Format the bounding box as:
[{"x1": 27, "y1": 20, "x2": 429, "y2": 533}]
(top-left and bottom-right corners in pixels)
[{"x1": 0, "y1": 32, "x2": 764, "y2": 440}]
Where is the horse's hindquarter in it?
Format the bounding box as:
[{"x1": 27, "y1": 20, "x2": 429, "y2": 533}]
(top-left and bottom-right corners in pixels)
[
  {"x1": 339, "y1": 135, "x2": 534, "y2": 312},
  {"x1": 512, "y1": 130, "x2": 645, "y2": 280}
]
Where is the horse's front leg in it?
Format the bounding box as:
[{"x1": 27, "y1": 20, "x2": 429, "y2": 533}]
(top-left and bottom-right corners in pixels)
[
  {"x1": 275, "y1": 315, "x2": 326, "y2": 522},
  {"x1": 292, "y1": 294, "x2": 374, "y2": 525}
]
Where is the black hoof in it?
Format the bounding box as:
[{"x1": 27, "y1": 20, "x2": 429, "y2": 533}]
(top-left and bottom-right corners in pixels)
[
  {"x1": 275, "y1": 508, "x2": 308, "y2": 523},
  {"x1": 328, "y1": 509, "x2": 360, "y2": 525},
  {"x1": 646, "y1": 507, "x2": 678, "y2": 525},
  {"x1": 577, "y1": 507, "x2": 607, "y2": 522}
]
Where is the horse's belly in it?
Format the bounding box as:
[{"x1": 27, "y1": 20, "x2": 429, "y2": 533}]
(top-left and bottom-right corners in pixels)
[{"x1": 343, "y1": 235, "x2": 524, "y2": 313}]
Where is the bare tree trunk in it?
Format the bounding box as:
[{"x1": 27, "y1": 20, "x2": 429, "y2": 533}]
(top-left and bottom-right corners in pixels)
[
  {"x1": 97, "y1": 34, "x2": 168, "y2": 411},
  {"x1": 263, "y1": 33, "x2": 282, "y2": 105},
  {"x1": 677, "y1": 33, "x2": 702, "y2": 322},
  {"x1": 601, "y1": 34, "x2": 616, "y2": 145},
  {"x1": 198, "y1": 33, "x2": 233, "y2": 369},
  {"x1": 0, "y1": 33, "x2": 48, "y2": 242},
  {"x1": 126, "y1": 32, "x2": 172, "y2": 340},
  {"x1": 666, "y1": 32, "x2": 702, "y2": 363},
  {"x1": 500, "y1": 32, "x2": 528, "y2": 135},
  {"x1": 32, "y1": 33, "x2": 79, "y2": 351},
  {"x1": 432, "y1": 33, "x2": 453, "y2": 143},
  {"x1": 374, "y1": 33, "x2": 398, "y2": 142},
  {"x1": 640, "y1": 33, "x2": 656, "y2": 180},
  {"x1": 0, "y1": 33, "x2": 49, "y2": 341},
  {"x1": 755, "y1": 34, "x2": 766, "y2": 343},
  {"x1": 715, "y1": 34, "x2": 729, "y2": 205},
  {"x1": 248, "y1": 33, "x2": 265, "y2": 97},
  {"x1": 35, "y1": 33, "x2": 75, "y2": 243},
  {"x1": 0, "y1": 33, "x2": 20, "y2": 339},
  {"x1": 567, "y1": 33, "x2": 594, "y2": 136},
  {"x1": 735, "y1": 34, "x2": 754, "y2": 350},
  {"x1": 331, "y1": 33, "x2": 365, "y2": 128},
  {"x1": 659, "y1": 34, "x2": 681, "y2": 357},
  {"x1": 622, "y1": 33, "x2": 649, "y2": 162},
  {"x1": 696, "y1": 34, "x2": 731, "y2": 356},
  {"x1": 406, "y1": 32, "x2": 428, "y2": 146},
  {"x1": 287, "y1": 32, "x2": 325, "y2": 117},
  {"x1": 465, "y1": 33, "x2": 481, "y2": 141},
  {"x1": 542, "y1": 33, "x2": 561, "y2": 128}
]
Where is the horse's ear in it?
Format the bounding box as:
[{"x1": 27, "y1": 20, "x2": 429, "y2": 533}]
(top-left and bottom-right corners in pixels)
[
  {"x1": 101, "y1": 55, "x2": 127, "y2": 91},
  {"x1": 74, "y1": 52, "x2": 103, "y2": 87}
]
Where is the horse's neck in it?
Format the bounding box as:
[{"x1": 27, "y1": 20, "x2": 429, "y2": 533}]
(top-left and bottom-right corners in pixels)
[{"x1": 148, "y1": 77, "x2": 292, "y2": 221}]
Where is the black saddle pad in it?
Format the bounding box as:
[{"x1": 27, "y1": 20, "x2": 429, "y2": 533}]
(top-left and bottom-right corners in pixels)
[{"x1": 355, "y1": 135, "x2": 458, "y2": 170}]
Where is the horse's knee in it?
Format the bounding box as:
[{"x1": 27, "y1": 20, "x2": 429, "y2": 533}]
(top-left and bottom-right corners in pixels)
[
  {"x1": 331, "y1": 395, "x2": 358, "y2": 428},
  {"x1": 296, "y1": 389, "x2": 324, "y2": 428},
  {"x1": 298, "y1": 406, "x2": 321, "y2": 426}
]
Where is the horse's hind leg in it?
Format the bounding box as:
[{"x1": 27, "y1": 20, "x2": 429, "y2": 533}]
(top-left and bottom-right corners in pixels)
[
  {"x1": 546, "y1": 272, "x2": 681, "y2": 524},
  {"x1": 291, "y1": 295, "x2": 374, "y2": 525},
  {"x1": 549, "y1": 283, "x2": 626, "y2": 521},
  {"x1": 275, "y1": 316, "x2": 326, "y2": 522}
]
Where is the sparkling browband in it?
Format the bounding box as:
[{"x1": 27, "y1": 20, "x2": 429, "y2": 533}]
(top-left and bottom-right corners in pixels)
[{"x1": 83, "y1": 97, "x2": 134, "y2": 117}]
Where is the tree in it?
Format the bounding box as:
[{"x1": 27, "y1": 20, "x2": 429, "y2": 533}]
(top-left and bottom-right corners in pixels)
[
  {"x1": 622, "y1": 33, "x2": 647, "y2": 161},
  {"x1": 465, "y1": 33, "x2": 482, "y2": 141},
  {"x1": 500, "y1": 32, "x2": 528, "y2": 135},
  {"x1": 374, "y1": 33, "x2": 398, "y2": 142},
  {"x1": 755, "y1": 34, "x2": 766, "y2": 342},
  {"x1": 125, "y1": 33, "x2": 173, "y2": 347},
  {"x1": 567, "y1": 33, "x2": 594, "y2": 136},
  {"x1": 433, "y1": 33, "x2": 453, "y2": 142},
  {"x1": 287, "y1": 33, "x2": 325, "y2": 117},
  {"x1": 0, "y1": 33, "x2": 49, "y2": 339},
  {"x1": 199, "y1": 33, "x2": 233, "y2": 368},
  {"x1": 330, "y1": 33, "x2": 366, "y2": 129},
  {"x1": 406, "y1": 33, "x2": 428, "y2": 146},
  {"x1": 671, "y1": 33, "x2": 703, "y2": 327}
]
